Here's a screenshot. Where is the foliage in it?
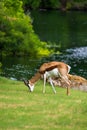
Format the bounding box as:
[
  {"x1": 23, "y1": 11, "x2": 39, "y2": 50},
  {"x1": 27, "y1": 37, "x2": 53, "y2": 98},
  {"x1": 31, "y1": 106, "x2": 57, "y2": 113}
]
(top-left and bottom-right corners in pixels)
[
  {"x1": 0, "y1": 63, "x2": 2, "y2": 74},
  {"x1": 0, "y1": 0, "x2": 51, "y2": 56},
  {"x1": 22, "y1": 0, "x2": 87, "y2": 10},
  {"x1": 0, "y1": 76, "x2": 87, "y2": 130},
  {"x1": 63, "y1": 0, "x2": 87, "y2": 10},
  {"x1": 22, "y1": 0, "x2": 40, "y2": 9},
  {"x1": 22, "y1": 0, "x2": 60, "y2": 9}
]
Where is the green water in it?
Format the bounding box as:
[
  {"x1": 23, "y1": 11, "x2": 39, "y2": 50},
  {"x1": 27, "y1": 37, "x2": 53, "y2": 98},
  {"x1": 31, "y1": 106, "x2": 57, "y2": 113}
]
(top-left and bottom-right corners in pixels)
[
  {"x1": 0, "y1": 11, "x2": 87, "y2": 80},
  {"x1": 31, "y1": 10, "x2": 87, "y2": 49}
]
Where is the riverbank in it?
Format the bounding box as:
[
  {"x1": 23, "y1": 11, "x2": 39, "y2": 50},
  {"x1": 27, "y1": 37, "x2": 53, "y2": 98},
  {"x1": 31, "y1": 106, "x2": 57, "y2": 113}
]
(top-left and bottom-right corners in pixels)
[
  {"x1": 24, "y1": 1, "x2": 87, "y2": 11},
  {"x1": 37, "y1": 3, "x2": 87, "y2": 11},
  {"x1": 0, "y1": 76, "x2": 87, "y2": 130}
]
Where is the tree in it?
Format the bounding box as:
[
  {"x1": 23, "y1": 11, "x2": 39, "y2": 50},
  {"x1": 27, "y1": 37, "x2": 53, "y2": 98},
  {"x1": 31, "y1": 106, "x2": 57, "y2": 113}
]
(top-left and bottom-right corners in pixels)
[
  {"x1": 0, "y1": 0, "x2": 51, "y2": 56},
  {"x1": 60, "y1": 0, "x2": 68, "y2": 11}
]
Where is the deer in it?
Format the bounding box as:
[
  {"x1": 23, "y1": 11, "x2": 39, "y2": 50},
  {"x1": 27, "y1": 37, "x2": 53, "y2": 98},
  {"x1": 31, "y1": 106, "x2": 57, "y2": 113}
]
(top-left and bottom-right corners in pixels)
[{"x1": 24, "y1": 61, "x2": 71, "y2": 95}]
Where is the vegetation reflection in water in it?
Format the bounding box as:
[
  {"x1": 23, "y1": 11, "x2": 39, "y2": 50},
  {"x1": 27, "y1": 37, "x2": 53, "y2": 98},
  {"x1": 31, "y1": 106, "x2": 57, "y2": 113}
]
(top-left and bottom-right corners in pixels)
[{"x1": 31, "y1": 11, "x2": 87, "y2": 50}]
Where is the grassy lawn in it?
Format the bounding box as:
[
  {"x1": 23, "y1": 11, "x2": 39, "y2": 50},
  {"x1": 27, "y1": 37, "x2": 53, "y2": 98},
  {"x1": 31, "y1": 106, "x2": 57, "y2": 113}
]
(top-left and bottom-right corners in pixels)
[{"x1": 0, "y1": 76, "x2": 87, "y2": 130}]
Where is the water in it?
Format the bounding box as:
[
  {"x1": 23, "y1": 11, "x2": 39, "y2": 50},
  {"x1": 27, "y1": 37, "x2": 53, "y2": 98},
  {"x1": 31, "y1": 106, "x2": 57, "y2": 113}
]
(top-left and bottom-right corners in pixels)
[
  {"x1": 31, "y1": 10, "x2": 87, "y2": 50},
  {"x1": 0, "y1": 11, "x2": 87, "y2": 80}
]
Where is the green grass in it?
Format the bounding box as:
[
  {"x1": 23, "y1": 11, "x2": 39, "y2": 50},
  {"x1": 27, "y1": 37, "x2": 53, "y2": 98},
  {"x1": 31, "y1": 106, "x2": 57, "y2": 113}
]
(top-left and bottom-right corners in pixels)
[{"x1": 0, "y1": 76, "x2": 87, "y2": 130}]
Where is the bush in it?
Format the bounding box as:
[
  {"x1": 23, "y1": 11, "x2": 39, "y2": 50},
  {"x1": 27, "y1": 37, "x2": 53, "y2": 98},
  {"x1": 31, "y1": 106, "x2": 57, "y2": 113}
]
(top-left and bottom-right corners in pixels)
[{"x1": 0, "y1": 0, "x2": 51, "y2": 57}]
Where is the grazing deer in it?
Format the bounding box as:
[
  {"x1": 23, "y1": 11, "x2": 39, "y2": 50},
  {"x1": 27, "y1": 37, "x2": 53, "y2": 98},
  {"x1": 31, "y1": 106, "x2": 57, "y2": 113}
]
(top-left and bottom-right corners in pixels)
[{"x1": 24, "y1": 61, "x2": 71, "y2": 95}]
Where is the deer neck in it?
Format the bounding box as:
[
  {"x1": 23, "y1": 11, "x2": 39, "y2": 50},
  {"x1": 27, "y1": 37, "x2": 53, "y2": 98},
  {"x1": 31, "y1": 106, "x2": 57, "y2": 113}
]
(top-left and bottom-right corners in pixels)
[{"x1": 29, "y1": 72, "x2": 41, "y2": 85}]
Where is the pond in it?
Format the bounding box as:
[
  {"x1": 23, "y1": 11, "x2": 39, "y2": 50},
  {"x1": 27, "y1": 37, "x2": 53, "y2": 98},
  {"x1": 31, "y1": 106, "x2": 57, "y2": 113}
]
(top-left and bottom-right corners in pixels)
[
  {"x1": 31, "y1": 10, "x2": 87, "y2": 50},
  {"x1": 0, "y1": 11, "x2": 87, "y2": 80}
]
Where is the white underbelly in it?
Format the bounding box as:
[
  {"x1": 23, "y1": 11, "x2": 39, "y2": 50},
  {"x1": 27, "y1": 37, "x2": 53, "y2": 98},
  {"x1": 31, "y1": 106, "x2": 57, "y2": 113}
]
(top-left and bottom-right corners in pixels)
[{"x1": 45, "y1": 68, "x2": 59, "y2": 78}]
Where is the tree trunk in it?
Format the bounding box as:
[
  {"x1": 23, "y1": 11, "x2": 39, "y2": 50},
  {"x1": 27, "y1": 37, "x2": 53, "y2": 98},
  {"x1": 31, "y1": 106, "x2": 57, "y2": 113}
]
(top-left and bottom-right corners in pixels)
[{"x1": 60, "y1": 0, "x2": 67, "y2": 11}]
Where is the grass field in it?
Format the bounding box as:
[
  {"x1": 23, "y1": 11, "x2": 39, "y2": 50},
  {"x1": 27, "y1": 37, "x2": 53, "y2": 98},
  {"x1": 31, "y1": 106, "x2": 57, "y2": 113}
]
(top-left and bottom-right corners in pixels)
[{"x1": 0, "y1": 76, "x2": 87, "y2": 130}]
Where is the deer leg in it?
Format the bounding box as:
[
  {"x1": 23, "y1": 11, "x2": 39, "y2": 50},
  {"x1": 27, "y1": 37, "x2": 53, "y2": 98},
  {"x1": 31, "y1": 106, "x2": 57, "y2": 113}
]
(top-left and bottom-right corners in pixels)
[
  {"x1": 49, "y1": 77, "x2": 56, "y2": 94},
  {"x1": 67, "y1": 86, "x2": 70, "y2": 96},
  {"x1": 43, "y1": 73, "x2": 46, "y2": 93},
  {"x1": 61, "y1": 76, "x2": 71, "y2": 96}
]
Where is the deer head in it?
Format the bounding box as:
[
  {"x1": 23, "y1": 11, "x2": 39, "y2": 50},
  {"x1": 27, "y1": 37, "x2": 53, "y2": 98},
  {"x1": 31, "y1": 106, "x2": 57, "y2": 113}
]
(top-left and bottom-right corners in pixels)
[
  {"x1": 24, "y1": 80, "x2": 34, "y2": 92},
  {"x1": 28, "y1": 81, "x2": 35, "y2": 92}
]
